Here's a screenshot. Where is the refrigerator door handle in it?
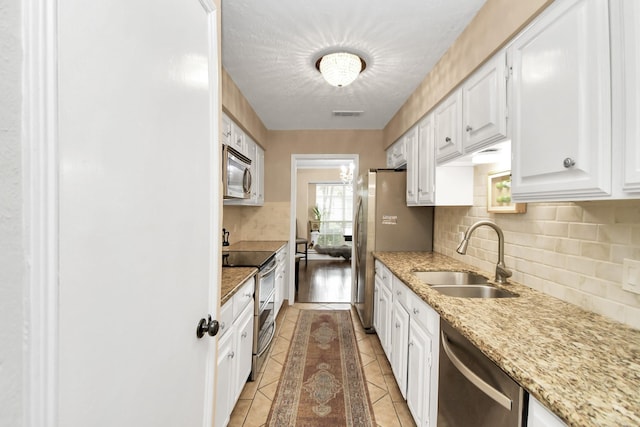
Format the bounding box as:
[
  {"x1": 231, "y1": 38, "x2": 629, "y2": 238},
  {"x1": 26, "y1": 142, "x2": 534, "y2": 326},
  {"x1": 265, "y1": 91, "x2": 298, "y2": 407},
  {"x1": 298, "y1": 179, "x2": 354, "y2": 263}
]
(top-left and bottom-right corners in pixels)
[{"x1": 354, "y1": 196, "x2": 363, "y2": 271}]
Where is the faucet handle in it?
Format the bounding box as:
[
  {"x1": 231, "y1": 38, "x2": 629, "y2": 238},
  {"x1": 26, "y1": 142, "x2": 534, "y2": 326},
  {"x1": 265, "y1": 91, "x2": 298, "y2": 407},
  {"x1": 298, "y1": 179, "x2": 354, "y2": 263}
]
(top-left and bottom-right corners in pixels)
[{"x1": 495, "y1": 265, "x2": 512, "y2": 283}]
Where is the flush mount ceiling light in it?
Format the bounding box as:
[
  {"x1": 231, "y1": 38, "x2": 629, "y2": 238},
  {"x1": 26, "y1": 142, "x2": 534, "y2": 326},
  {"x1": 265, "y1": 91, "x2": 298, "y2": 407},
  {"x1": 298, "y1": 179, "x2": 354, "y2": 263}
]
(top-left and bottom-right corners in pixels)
[{"x1": 315, "y1": 52, "x2": 366, "y2": 87}]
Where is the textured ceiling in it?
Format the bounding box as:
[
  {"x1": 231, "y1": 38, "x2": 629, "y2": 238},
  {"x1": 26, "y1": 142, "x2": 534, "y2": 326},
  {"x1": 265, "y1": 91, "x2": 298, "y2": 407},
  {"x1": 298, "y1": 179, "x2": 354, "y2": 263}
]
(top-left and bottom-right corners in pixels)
[{"x1": 221, "y1": 0, "x2": 486, "y2": 130}]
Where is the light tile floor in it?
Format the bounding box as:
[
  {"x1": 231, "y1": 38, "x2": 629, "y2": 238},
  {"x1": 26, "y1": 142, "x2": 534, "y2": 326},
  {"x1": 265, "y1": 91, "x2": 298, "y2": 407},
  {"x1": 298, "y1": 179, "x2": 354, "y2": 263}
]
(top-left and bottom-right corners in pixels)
[{"x1": 228, "y1": 302, "x2": 416, "y2": 427}]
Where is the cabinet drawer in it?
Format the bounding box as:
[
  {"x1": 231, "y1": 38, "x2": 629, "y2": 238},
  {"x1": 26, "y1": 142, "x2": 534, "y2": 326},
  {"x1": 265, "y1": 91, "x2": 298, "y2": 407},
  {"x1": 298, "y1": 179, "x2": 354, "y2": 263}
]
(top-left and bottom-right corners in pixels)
[
  {"x1": 408, "y1": 292, "x2": 439, "y2": 336},
  {"x1": 219, "y1": 300, "x2": 233, "y2": 338},
  {"x1": 233, "y1": 277, "x2": 255, "y2": 319},
  {"x1": 392, "y1": 276, "x2": 410, "y2": 310},
  {"x1": 375, "y1": 261, "x2": 392, "y2": 290}
]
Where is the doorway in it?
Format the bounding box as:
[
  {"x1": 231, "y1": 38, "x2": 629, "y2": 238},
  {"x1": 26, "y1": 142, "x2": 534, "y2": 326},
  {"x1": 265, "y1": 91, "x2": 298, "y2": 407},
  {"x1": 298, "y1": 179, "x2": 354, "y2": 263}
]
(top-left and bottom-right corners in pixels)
[{"x1": 289, "y1": 155, "x2": 358, "y2": 304}]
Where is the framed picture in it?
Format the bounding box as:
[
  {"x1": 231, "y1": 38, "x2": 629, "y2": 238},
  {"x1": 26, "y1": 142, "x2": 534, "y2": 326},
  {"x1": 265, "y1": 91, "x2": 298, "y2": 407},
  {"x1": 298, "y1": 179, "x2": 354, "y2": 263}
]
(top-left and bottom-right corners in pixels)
[{"x1": 487, "y1": 171, "x2": 526, "y2": 214}]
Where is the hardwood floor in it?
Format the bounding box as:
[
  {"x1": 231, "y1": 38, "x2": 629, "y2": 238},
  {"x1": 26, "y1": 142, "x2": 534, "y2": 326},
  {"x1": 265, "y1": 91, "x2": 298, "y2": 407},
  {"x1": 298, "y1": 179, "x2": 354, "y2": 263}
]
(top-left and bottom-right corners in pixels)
[{"x1": 295, "y1": 259, "x2": 352, "y2": 303}]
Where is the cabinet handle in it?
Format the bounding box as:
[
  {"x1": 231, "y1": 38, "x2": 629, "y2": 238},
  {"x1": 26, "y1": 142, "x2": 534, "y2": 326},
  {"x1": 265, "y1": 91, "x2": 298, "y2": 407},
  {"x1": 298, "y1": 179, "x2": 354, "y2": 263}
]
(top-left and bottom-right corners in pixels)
[
  {"x1": 409, "y1": 341, "x2": 414, "y2": 347},
  {"x1": 241, "y1": 331, "x2": 248, "y2": 339},
  {"x1": 228, "y1": 351, "x2": 235, "y2": 359},
  {"x1": 466, "y1": 125, "x2": 473, "y2": 132},
  {"x1": 445, "y1": 137, "x2": 451, "y2": 143},
  {"x1": 220, "y1": 322, "x2": 226, "y2": 330},
  {"x1": 224, "y1": 130, "x2": 231, "y2": 137},
  {"x1": 395, "y1": 322, "x2": 400, "y2": 328},
  {"x1": 418, "y1": 187, "x2": 422, "y2": 193},
  {"x1": 396, "y1": 291, "x2": 401, "y2": 296},
  {"x1": 563, "y1": 157, "x2": 576, "y2": 168},
  {"x1": 413, "y1": 308, "x2": 419, "y2": 315},
  {"x1": 245, "y1": 292, "x2": 252, "y2": 298},
  {"x1": 407, "y1": 190, "x2": 413, "y2": 195}
]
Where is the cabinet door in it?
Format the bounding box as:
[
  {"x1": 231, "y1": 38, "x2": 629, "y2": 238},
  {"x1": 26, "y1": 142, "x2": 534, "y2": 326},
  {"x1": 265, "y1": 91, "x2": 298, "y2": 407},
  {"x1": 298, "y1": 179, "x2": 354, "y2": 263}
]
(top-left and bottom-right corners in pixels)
[
  {"x1": 391, "y1": 300, "x2": 409, "y2": 398},
  {"x1": 434, "y1": 89, "x2": 463, "y2": 164},
  {"x1": 234, "y1": 303, "x2": 254, "y2": 402},
  {"x1": 618, "y1": 0, "x2": 640, "y2": 192},
  {"x1": 405, "y1": 127, "x2": 419, "y2": 205},
  {"x1": 231, "y1": 122, "x2": 247, "y2": 155},
  {"x1": 407, "y1": 321, "x2": 432, "y2": 427},
  {"x1": 528, "y1": 396, "x2": 567, "y2": 427},
  {"x1": 509, "y1": 0, "x2": 611, "y2": 201},
  {"x1": 387, "y1": 138, "x2": 407, "y2": 168},
  {"x1": 221, "y1": 113, "x2": 232, "y2": 146},
  {"x1": 462, "y1": 51, "x2": 508, "y2": 152},
  {"x1": 373, "y1": 277, "x2": 381, "y2": 333},
  {"x1": 214, "y1": 331, "x2": 234, "y2": 427},
  {"x1": 417, "y1": 114, "x2": 435, "y2": 204},
  {"x1": 256, "y1": 145, "x2": 265, "y2": 204},
  {"x1": 379, "y1": 285, "x2": 393, "y2": 360}
]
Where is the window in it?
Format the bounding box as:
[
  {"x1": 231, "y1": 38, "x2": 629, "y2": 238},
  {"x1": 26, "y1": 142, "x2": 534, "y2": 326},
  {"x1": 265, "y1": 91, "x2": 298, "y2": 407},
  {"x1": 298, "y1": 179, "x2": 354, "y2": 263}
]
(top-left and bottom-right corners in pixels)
[{"x1": 315, "y1": 183, "x2": 353, "y2": 246}]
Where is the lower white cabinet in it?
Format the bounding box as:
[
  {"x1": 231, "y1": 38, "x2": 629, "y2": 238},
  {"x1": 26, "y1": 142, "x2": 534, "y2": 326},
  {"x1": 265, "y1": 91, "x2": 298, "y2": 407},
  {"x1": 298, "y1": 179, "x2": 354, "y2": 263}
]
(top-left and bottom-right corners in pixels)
[
  {"x1": 215, "y1": 277, "x2": 255, "y2": 427},
  {"x1": 390, "y1": 284, "x2": 409, "y2": 398},
  {"x1": 375, "y1": 267, "x2": 439, "y2": 427},
  {"x1": 528, "y1": 396, "x2": 567, "y2": 427},
  {"x1": 274, "y1": 244, "x2": 288, "y2": 317}
]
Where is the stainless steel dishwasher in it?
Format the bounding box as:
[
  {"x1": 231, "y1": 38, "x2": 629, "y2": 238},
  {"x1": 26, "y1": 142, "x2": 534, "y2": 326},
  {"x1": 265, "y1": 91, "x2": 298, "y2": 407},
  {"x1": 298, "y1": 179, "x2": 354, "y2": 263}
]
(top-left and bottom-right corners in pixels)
[{"x1": 438, "y1": 320, "x2": 526, "y2": 427}]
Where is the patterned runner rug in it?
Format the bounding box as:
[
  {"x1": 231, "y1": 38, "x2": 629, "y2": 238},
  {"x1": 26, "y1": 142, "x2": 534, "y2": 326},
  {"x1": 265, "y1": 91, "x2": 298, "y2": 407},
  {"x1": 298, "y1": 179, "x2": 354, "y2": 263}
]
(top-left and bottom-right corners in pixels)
[{"x1": 266, "y1": 310, "x2": 376, "y2": 426}]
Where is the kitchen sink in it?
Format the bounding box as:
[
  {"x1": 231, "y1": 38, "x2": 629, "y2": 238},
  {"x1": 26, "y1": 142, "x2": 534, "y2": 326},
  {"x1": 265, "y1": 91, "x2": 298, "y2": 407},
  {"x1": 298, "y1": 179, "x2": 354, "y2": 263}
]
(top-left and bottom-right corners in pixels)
[
  {"x1": 413, "y1": 270, "x2": 489, "y2": 286},
  {"x1": 428, "y1": 285, "x2": 517, "y2": 299}
]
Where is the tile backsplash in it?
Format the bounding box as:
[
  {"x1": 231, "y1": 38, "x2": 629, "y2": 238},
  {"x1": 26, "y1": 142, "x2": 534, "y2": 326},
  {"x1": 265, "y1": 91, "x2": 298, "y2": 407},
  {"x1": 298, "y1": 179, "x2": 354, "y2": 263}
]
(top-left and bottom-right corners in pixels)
[
  {"x1": 223, "y1": 202, "x2": 291, "y2": 243},
  {"x1": 434, "y1": 164, "x2": 640, "y2": 329}
]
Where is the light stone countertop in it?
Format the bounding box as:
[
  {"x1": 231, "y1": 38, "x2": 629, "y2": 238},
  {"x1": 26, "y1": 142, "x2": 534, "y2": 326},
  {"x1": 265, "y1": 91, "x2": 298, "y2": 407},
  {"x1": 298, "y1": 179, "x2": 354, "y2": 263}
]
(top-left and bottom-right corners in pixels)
[
  {"x1": 221, "y1": 267, "x2": 257, "y2": 306},
  {"x1": 373, "y1": 251, "x2": 640, "y2": 427}
]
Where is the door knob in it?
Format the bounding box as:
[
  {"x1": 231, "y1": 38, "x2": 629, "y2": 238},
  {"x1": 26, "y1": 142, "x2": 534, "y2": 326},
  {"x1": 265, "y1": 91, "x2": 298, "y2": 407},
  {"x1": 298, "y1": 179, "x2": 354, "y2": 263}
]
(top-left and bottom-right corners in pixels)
[
  {"x1": 196, "y1": 315, "x2": 220, "y2": 339},
  {"x1": 563, "y1": 157, "x2": 576, "y2": 168}
]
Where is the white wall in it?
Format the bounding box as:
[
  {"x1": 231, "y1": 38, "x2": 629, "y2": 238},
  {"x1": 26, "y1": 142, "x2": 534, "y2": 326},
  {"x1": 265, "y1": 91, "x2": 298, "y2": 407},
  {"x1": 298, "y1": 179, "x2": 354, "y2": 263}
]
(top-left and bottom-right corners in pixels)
[{"x1": 0, "y1": 0, "x2": 24, "y2": 425}]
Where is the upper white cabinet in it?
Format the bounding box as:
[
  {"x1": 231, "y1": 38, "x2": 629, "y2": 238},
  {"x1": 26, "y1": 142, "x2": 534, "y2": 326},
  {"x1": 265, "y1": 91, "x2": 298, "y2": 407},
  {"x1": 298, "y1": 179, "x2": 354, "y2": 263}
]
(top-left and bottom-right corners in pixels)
[
  {"x1": 416, "y1": 115, "x2": 436, "y2": 204},
  {"x1": 386, "y1": 137, "x2": 408, "y2": 169},
  {"x1": 221, "y1": 113, "x2": 232, "y2": 146},
  {"x1": 612, "y1": 0, "x2": 640, "y2": 193},
  {"x1": 255, "y1": 145, "x2": 265, "y2": 204},
  {"x1": 509, "y1": 0, "x2": 612, "y2": 201},
  {"x1": 462, "y1": 51, "x2": 508, "y2": 153},
  {"x1": 404, "y1": 126, "x2": 420, "y2": 205},
  {"x1": 434, "y1": 89, "x2": 463, "y2": 164}
]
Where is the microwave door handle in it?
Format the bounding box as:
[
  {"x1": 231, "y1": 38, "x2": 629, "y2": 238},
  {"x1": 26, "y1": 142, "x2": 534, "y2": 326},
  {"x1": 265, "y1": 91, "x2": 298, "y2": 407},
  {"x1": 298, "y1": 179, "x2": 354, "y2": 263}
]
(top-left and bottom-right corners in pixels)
[{"x1": 243, "y1": 167, "x2": 252, "y2": 195}]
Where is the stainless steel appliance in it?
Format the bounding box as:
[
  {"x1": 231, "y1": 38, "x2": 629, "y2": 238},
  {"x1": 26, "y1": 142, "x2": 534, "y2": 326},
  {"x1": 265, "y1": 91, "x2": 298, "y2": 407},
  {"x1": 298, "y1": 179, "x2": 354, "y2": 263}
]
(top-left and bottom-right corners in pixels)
[
  {"x1": 222, "y1": 144, "x2": 252, "y2": 199},
  {"x1": 438, "y1": 320, "x2": 526, "y2": 427},
  {"x1": 353, "y1": 169, "x2": 434, "y2": 331},
  {"x1": 223, "y1": 251, "x2": 277, "y2": 380}
]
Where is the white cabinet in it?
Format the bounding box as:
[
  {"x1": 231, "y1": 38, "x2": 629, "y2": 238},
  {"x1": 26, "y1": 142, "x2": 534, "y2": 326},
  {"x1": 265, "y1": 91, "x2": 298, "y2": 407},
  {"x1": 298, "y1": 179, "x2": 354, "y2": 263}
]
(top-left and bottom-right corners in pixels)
[
  {"x1": 274, "y1": 244, "x2": 288, "y2": 317},
  {"x1": 528, "y1": 396, "x2": 567, "y2": 427},
  {"x1": 215, "y1": 276, "x2": 255, "y2": 427},
  {"x1": 613, "y1": 0, "x2": 640, "y2": 193},
  {"x1": 386, "y1": 137, "x2": 408, "y2": 168},
  {"x1": 374, "y1": 261, "x2": 393, "y2": 360},
  {"x1": 230, "y1": 121, "x2": 248, "y2": 156},
  {"x1": 391, "y1": 278, "x2": 410, "y2": 398},
  {"x1": 221, "y1": 113, "x2": 232, "y2": 146},
  {"x1": 462, "y1": 51, "x2": 508, "y2": 153},
  {"x1": 509, "y1": 0, "x2": 612, "y2": 201},
  {"x1": 405, "y1": 126, "x2": 419, "y2": 205},
  {"x1": 407, "y1": 293, "x2": 439, "y2": 427},
  {"x1": 255, "y1": 145, "x2": 265, "y2": 204},
  {"x1": 434, "y1": 89, "x2": 463, "y2": 164}
]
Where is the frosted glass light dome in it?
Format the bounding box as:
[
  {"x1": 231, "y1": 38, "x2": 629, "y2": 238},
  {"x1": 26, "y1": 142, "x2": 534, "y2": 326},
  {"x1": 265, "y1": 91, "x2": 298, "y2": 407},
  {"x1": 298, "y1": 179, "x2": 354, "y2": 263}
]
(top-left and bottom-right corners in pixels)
[{"x1": 317, "y1": 52, "x2": 366, "y2": 87}]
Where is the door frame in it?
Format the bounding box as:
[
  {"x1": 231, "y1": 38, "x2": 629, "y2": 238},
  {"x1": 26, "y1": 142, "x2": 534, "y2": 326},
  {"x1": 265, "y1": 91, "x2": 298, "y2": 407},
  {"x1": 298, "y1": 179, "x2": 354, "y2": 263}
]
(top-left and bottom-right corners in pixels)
[
  {"x1": 22, "y1": 1, "x2": 221, "y2": 426},
  {"x1": 288, "y1": 154, "x2": 359, "y2": 305}
]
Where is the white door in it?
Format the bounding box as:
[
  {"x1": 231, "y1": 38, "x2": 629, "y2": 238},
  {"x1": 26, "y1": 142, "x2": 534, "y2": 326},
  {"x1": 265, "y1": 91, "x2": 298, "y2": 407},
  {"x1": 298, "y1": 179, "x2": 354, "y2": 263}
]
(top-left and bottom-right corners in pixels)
[{"x1": 57, "y1": 0, "x2": 220, "y2": 426}]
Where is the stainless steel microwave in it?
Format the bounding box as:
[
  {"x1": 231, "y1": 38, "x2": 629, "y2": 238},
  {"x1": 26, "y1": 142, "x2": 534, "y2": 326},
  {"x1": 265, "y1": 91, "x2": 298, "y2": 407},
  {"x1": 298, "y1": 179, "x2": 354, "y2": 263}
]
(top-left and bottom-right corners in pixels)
[{"x1": 222, "y1": 144, "x2": 252, "y2": 199}]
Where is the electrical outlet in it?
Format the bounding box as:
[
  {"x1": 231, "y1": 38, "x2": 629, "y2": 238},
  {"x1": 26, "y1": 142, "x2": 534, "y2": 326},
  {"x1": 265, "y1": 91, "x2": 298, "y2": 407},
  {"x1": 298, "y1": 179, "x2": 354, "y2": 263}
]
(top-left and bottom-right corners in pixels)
[{"x1": 622, "y1": 258, "x2": 640, "y2": 295}]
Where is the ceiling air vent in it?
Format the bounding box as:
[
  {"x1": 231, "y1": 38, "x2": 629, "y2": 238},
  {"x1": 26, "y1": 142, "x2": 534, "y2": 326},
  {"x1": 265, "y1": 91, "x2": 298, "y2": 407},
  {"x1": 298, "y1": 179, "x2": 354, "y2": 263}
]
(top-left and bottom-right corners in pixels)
[{"x1": 332, "y1": 110, "x2": 363, "y2": 117}]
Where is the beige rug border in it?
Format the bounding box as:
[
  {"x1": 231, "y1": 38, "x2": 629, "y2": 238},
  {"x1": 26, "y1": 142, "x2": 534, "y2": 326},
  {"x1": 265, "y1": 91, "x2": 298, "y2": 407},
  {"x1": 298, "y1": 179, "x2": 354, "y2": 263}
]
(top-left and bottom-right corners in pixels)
[{"x1": 265, "y1": 309, "x2": 377, "y2": 426}]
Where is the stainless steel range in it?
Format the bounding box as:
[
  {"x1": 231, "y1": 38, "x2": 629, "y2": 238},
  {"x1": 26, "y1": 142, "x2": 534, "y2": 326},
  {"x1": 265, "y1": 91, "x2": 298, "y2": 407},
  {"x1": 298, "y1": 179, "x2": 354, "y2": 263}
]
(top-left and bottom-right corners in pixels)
[{"x1": 223, "y1": 251, "x2": 277, "y2": 381}]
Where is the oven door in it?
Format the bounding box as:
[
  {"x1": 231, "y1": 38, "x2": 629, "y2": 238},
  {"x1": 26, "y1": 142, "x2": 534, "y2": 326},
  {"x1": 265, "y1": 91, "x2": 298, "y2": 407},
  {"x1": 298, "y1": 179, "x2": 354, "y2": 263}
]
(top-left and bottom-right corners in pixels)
[{"x1": 223, "y1": 145, "x2": 252, "y2": 199}]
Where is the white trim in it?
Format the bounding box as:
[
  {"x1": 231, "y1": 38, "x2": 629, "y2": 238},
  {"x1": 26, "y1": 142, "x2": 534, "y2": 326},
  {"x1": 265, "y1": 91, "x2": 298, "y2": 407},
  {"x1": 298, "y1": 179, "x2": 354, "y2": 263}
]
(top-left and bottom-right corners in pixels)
[
  {"x1": 288, "y1": 154, "x2": 359, "y2": 305},
  {"x1": 22, "y1": 1, "x2": 59, "y2": 426},
  {"x1": 202, "y1": 4, "x2": 220, "y2": 427}
]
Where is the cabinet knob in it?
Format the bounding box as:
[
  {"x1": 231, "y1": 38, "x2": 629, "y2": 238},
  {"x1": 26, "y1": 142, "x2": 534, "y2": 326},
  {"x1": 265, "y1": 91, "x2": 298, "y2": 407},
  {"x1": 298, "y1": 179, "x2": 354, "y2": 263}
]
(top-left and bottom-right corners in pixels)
[
  {"x1": 395, "y1": 322, "x2": 400, "y2": 328},
  {"x1": 396, "y1": 291, "x2": 401, "y2": 296},
  {"x1": 407, "y1": 190, "x2": 413, "y2": 195},
  {"x1": 413, "y1": 308, "x2": 419, "y2": 315},
  {"x1": 445, "y1": 137, "x2": 452, "y2": 143},
  {"x1": 563, "y1": 157, "x2": 576, "y2": 168},
  {"x1": 241, "y1": 331, "x2": 248, "y2": 339},
  {"x1": 466, "y1": 125, "x2": 473, "y2": 132},
  {"x1": 228, "y1": 351, "x2": 235, "y2": 359}
]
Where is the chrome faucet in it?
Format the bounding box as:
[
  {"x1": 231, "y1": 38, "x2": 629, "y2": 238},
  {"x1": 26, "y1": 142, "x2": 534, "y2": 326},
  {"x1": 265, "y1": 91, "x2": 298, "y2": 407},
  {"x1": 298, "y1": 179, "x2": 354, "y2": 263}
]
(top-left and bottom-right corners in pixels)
[{"x1": 456, "y1": 220, "x2": 512, "y2": 284}]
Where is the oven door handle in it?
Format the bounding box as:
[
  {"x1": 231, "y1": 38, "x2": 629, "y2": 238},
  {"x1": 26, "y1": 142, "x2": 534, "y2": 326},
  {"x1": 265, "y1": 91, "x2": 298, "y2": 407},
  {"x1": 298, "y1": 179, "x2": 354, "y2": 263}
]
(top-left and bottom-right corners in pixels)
[
  {"x1": 441, "y1": 331, "x2": 512, "y2": 411},
  {"x1": 259, "y1": 261, "x2": 278, "y2": 278},
  {"x1": 257, "y1": 320, "x2": 276, "y2": 358}
]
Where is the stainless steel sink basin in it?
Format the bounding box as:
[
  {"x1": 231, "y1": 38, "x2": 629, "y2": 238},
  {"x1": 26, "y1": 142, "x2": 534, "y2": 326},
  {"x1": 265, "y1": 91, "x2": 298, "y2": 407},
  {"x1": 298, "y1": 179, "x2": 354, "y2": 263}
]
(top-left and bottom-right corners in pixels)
[
  {"x1": 430, "y1": 285, "x2": 517, "y2": 298},
  {"x1": 413, "y1": 271, "x2": 489, "y2": 286}
]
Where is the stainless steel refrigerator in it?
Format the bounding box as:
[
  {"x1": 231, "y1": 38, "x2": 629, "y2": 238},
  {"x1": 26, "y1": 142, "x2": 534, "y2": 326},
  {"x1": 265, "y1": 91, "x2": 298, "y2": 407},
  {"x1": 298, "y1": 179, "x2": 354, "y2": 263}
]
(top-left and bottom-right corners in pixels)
[{"x1": 353, "y1": 169, "x2": 434, "y2": 331}]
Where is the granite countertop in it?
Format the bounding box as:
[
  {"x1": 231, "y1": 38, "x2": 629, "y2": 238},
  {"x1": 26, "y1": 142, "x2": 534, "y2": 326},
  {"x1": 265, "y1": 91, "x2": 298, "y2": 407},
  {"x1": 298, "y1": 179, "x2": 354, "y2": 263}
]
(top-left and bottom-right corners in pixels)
[
  {"x1": 221, "y1": 267, "x2": 257, "y2": 306},
  {"x1": 373, "y1": 251, "x2": 640, "y2": 427},
  {"x1": 224, "y1": 240, "x2": 288, "y2": 252}
]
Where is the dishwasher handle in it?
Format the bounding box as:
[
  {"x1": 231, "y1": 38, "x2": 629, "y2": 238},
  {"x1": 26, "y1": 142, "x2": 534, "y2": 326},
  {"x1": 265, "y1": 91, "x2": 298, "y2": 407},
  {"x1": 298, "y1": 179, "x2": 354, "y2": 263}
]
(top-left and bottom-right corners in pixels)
[{"x1": 441, "y1": 331, "x2": 513, "y2": 411}]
